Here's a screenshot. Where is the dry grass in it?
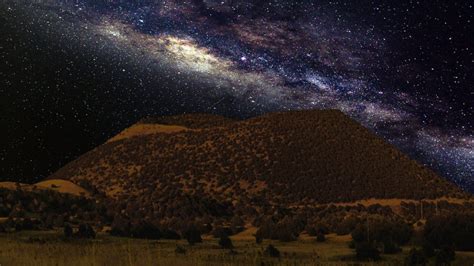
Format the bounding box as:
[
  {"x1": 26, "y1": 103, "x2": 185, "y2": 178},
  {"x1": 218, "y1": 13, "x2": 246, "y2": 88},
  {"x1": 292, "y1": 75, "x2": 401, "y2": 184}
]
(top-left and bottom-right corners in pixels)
[
  {"x1": 108, "y1": 124, "x2": 190, "y2": 142},
  {"x1": 0, "y1": 179, "x2": 90, "y2": 197},
  {"x1": 1, "y1": 231, "x2": 473, "y2": 266},
  {"x1": 35, "y1": 179, "x2": 90, "y2": 197}
]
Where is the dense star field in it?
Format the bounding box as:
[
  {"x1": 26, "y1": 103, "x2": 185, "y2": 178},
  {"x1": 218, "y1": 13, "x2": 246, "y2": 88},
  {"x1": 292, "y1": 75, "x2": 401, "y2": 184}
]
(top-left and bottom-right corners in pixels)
[{"x1": 0, "y1": 0, "x2": 472, "y2": 191}]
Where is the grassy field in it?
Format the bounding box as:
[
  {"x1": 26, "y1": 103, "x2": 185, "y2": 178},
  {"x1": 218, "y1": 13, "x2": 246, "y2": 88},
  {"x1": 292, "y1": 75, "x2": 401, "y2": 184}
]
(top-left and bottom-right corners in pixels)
[{"x1": 0, "y1": 231, "x2": 473, "y2": 266}]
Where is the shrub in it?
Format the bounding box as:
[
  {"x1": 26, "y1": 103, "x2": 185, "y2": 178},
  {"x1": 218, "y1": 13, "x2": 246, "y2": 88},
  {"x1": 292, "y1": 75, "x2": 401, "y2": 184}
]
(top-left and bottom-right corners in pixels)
[
  {"x1": 161, "y1": 228, "x2": 181, "y2": 240},
  {"x1": 351, "y1": 217, "x2": 413, "y2": 246},
  {"x1": 405, "y1": 248, "x2": 427, "y2": 266},
  {"x1": 264, "y1": 244, "x2": 280, "y2": 258},
  {"x1": 77, "y1": 223, "x2": 96, "y2": 239},
  {"x1": 218, "y1": 235, "x2": 234, "y2": 249},
  {"x1": 63, "y1": 224, "x2": 73, "y2": 238},
  {"x1": 175, "y1": 245, "x2": 187, "y2": 254},
  {"x1": 307, "y1": 222, "x2": 329, "y2": 236},
  {"x1": 212, "y1": 226, "x2": 233, "y2": 238},
  {"x1": 348, "y1": 240, "x2": 356, "y2": 249},
  {"x1": 434, "y1": 246, "x2": 455, "y2": 265},
  {"x1": 355, "y1": 242, "x2": 380, "y2": 261},
  {"x1": 276, "y1": 227, "x2": 297, "y2": 242},
  {"x1": 382, "y1": 240, "x2": 401, "y2": 254},
  {"x1": 130, "y1": 222, "x2": 161, "y2": 239},
  {"x1": 421, "y1": 241, "x2": 435, "y2": 258},
  {"x1": 316, "y1": 232, "x2": 326, "y2": 242},
  {"x1": 424, "y1": 212, "x2": 474, "y2": 251},
  {"x1": 184, "y1": 226, "x2": 202, "y2": 245}
]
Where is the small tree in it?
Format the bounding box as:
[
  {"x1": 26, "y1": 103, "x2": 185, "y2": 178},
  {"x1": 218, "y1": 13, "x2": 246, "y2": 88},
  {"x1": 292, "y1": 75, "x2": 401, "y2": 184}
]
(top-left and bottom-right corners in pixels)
[
  {"x1": 264, "y1": 244, "x2": 280, "y2": 258},
  {"x1": 316, "y1": 232, "x2": 326, "y2": 242},
  {"x1": 64, "y1": 224, "x2": 73, "y2": 238},
  {"x1": 435, "y1": 246, "x2": 455, "y2": 265},
  {"x1": 184, "y1": 226, "x2": 202, "y2": 245},
  {"x1": 405, "y1": 248, "x2": 427, "y2": 266},
  {"x1": 255, "y1": 233, "x2": 263, "y2": 244},
  {"x1": 77, "y1": 223, "x2": 96, "y2": 239},
  {"x1": 421, "y1": 241, "x2": 435, "y2": 258},
  {"x1": 382, "y1": 240, "x2": 401, "y2": 254},
  {"x1": 355, "y1": 242, "x2": 380, "y2": 261},
  {"x1": 218, "y1": 235, "x2": 234, "y2": 249},
  {"x1": 175, "y1": 245, "x2": 187, "y2": 254}
]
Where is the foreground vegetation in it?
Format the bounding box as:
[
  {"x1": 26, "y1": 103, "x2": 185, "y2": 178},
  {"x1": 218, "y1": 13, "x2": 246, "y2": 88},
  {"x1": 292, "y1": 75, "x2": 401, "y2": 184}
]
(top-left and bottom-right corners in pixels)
[
  {"x1": 2, "y1": 186, "x2": 474, "y2": 265},
  {"x1": 0, "y1": 230, "x2": 472, "y2": 266}
]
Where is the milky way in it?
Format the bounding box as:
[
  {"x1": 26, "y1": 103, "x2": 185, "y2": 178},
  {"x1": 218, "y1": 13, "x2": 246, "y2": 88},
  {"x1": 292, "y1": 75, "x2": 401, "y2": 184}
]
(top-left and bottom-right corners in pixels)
[{"x1": 0, "y1": 0, "x2": 472, "y2": 191}]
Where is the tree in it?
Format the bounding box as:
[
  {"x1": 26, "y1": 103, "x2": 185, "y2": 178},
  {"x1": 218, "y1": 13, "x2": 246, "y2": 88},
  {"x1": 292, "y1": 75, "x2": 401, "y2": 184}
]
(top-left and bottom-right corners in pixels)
[
  {"x1": 130, "y1": 222, "x2": 161, "y2": 239},
  {"x1": 316, "y1": 232, "x2": 326, "y2": 242},
  {"x1": 77, "y1": 223, "x2": 96, "y2": 239},
  {"x1": 218, "y1": 235, "x2": 234, "y2": 249},
  {"x1": 405, "y1": 248, "x2": 427, "y2": 266},
  {"x1": 422, "y1": 241, "x2": 435, "y2": 258},
  {"x1": 434, "y1": 246, "x2": 455, "y2": 265},
  {"x1": 64, "y1": 224, "x2": 73, "y2": 238},
  {"x1": 424, "y1": 212, "x2": 474, "y2": 251},
  {"x1": 382, "y1": 240, "x2": 401, "y2": 254},
  {"x1": 264, "y1": 244, "x2": 280, "y2": 258},
  {"x1": 175, "y1": 245, "x2": 187, "y2": 254},
  {"x1": 355, "y1": 242, "x2": 380, "y2": 261},
  {"x1": 184, "y1": 226, "x2": 202, "y2": 245}
]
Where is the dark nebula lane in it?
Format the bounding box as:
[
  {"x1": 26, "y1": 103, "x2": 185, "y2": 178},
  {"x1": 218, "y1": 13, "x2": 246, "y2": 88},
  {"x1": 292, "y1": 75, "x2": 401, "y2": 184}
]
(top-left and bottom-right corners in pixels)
[{"x1": 0, "y1": 0, "x2": 472, "y2": 191}]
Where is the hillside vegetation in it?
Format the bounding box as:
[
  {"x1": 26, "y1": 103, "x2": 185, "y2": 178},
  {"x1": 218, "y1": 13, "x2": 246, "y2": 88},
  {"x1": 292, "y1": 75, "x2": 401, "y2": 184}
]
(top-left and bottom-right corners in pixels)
[{"x1": 45, "y1": 110, "x2": 470, "y2": 225}]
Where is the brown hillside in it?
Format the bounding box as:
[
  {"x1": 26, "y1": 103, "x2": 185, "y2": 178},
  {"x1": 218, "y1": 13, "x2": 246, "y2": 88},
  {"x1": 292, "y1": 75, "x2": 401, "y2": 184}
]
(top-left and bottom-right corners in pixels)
[{"x1": 48, "y1": 110, "x2": 468, "y2": 220}]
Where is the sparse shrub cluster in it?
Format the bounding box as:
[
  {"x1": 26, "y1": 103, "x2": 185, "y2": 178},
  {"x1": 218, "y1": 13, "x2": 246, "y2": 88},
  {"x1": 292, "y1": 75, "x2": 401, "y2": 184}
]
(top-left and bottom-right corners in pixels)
[
  {"x1": 48, "y1": 110, "x2": 466, "y2": 232},
  {"x1": 423, "y1": 212, "x2": 474, "y2": 251},
  {"x1": 350, "y1": 215, "x2": 413, "y2": 259},
  {"x1": 0, "y1": 188, "x2": 110, "y2": 232}
]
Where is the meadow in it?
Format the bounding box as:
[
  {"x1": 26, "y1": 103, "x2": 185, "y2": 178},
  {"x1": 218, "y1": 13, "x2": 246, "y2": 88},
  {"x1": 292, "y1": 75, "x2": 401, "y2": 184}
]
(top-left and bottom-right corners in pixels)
[{"x1": 1, "y1": 231, "x2": 474, "y2": 266}]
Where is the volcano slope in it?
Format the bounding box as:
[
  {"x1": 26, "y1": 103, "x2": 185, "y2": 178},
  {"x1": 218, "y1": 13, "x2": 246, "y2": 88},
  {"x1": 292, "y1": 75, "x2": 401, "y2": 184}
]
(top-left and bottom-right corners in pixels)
[{"x1": 49, "y1": 110, "x2": 469, "y2": 225}]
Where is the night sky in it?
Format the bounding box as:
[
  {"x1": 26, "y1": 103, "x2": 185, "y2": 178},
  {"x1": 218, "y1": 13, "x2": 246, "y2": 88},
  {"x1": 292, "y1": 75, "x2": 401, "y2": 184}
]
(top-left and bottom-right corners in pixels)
[{"x1": 0, "y1": 0, "x2": 472, "y2": 191}]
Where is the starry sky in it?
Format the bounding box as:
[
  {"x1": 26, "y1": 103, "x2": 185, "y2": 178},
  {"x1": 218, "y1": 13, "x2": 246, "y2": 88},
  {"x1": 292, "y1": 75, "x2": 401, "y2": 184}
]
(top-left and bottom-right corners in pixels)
[{"x1": 0, "y1": 0, "x2": 473, "y2": 191}]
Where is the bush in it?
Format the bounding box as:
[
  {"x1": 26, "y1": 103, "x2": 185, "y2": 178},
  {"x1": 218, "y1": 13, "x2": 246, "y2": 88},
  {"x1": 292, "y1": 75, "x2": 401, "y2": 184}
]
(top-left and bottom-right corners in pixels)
[
  {"x1": 355, "y1": 242, "x2": 380, "y2": 261},
  {"x1": 130, "y1": 222, "x2": 161, "y2": 239},
  {"x1": 276, "y1": 227, "x2": 297, "y2": 242},
  {"x1": 422, "y1": 241, "x2": 435, "y2": 258},
  {"x1": 434, "y1": 246, "x2": 455, "y2": 265},
  {"x1": 63, "y1": 224, "x2": 73, "y2": 238},
  {"x1": 348, "y1": 240, "x2": 356, "y2": 249},
  {"x1": 77, "y1": 223, "x2": 96, "y2": 239},
  {"x1": 382, "y1": 240, "x2": 401, "y2": 254},
  {"x1": 351, "y1": 217, "x2": 413, "y2": 246},
  {"x1": 316, "y1": 232, "x2": 326, "y2": 242},
  {"x1": 161, "y1": 228, "x2": 181, "y2": 240},
  {"x1": 184, "y1": 226, "x2": 202, "y2": 245},
  {"x1": 264, "y1": 244, "x2": 280, "y2": 258},
  {"x1": 307, "y1": 222, "x2": 329, "y2": 236},
  {"x1": 405, "y1": 248, "x2": 427, "y2": 266},
  {"x1": 424, "y1": 212, "x2": 474, "y2": 251},
  {"x1": 212, "y1": 226, "x2": 233, "y2": 238},
  {"x1": 175, "y1": 245, "x2": 186, "y2": 254},
  {"x1": 218, "y1": 235, "x2": 234, "y2": 249}
]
